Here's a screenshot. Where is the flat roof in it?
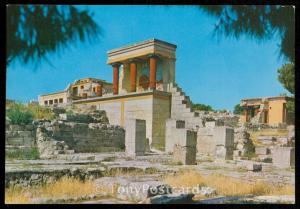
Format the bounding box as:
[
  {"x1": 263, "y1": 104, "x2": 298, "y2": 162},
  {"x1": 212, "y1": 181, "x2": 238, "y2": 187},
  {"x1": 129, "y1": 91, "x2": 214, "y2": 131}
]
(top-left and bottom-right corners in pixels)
[
  {"x1": 107, "y1": 38, "x2": 177, "y2": 54},
  {"x1": 241, "y1": 96, "x2": 292, "y2": 102},
  {"x1": 73, "y1": 77, "x2": 111, "y2": 85},
  {"x1": 107, "y1": 38, "x2": 177, "y2": 64},
  {"x1": 40, "y1": 90, "x2": 67, "y2": 97}
]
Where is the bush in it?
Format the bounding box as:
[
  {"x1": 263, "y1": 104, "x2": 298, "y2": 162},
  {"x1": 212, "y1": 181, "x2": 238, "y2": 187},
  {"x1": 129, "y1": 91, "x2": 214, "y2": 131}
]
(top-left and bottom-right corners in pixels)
[
  {"x1": 6, "y1": 103, "x2": 33, "y2": 125},
  {"x1": 5, "y1": 147, "x2": 39, "y2": 160},
  {"x1": 262, "y1": 157, "x2": 272, "y2": 163},
  {"x1": 27, "y1": 104, "x2": 56, "y2": 120},
  {"x1": 192, "y1": 103, "x2": 214, "y2": 111}
]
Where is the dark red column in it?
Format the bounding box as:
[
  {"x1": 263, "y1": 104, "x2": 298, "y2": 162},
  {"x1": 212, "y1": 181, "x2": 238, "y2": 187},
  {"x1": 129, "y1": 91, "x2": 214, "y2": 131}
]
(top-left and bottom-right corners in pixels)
[
  {"x1": 149, "y1": 55, "x2": 157, "y2": 90},
  {"x1": 130, "y1": 61, "x2": 137, "y2": 92},
  {"x1": 112, "y1": 63, "x2": 120, "y2": 95}
]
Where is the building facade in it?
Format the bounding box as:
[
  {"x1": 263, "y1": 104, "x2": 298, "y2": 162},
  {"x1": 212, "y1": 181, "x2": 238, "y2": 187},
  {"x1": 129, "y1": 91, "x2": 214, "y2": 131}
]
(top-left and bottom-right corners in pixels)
[
  {"x1": 73, "y1": 39, "x2": 177, "y2": 150},
  {"x1": 240, "y1": 96, "x2": 293, "y2": 125},
  {"x1": 38, "y1": 78, "x2": 113, "y2": 106}
]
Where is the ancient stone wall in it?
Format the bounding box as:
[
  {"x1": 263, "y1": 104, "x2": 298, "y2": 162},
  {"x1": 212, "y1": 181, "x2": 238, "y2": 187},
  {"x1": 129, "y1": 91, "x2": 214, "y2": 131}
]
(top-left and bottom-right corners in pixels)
[
  {"x1": 5, "y1": 124, "x2": 36, "y2": 149},
  {"x1": 5, "y1": 109, "x2": 125, "y2": 157},
  {"x1": 37, "y1": 120, "x2": 125, "y2": 154}
]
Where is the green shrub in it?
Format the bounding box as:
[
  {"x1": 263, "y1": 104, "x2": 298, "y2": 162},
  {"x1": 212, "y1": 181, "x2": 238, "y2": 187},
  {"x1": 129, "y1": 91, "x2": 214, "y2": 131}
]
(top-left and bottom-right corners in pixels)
[
  {"x1": 27, "y1": 104, "x2": 56, "y2": 120},
  {"x1": 262, "y1": 157, "x2": 272, "y2": 163},
  {"x1": 6, "y1": 103, "x2": 33, "y2": 125},
  {"x1": 5, "y1": 147, "x2": 40, "y2": 160}
]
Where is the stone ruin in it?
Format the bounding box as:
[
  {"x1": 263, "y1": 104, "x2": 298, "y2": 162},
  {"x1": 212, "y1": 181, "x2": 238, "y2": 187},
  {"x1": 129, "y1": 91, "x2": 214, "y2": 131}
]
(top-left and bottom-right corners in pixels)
[
  {"x1": 5, "y1": 106, "x2": 125, "y2": 159},
  {"x1": 125, "y1": 119, "x2": 148, "y2": 157},
  {"x1": 233, "y1": 125, "x2": 255, "y2": 159},
  {"x1": 165, "y1": 119, "x2": 197, "y2": 165}
]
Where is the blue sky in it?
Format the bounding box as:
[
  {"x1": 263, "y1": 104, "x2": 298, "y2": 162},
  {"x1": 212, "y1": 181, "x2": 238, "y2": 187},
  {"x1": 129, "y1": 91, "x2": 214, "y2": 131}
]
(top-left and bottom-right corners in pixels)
[{"x1": 6, "y1": 5, "x2": 289, "y2": 110}]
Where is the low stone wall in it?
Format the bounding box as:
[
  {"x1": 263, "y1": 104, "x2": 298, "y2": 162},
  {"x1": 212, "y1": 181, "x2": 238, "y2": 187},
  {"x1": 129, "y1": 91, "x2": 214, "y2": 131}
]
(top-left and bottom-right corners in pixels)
[
  {"x1": 36, "y1": 120, "x2": 125, "y2": 155},
  {"x1": 5, "y1": 168, "x2": 105, "y2": 188},
  {"x1": 5, "y1": 109, "x2": 125, "y2": 157},
  {"x1": 5, "y1": 124, "x2": 36, "y2": 149}
]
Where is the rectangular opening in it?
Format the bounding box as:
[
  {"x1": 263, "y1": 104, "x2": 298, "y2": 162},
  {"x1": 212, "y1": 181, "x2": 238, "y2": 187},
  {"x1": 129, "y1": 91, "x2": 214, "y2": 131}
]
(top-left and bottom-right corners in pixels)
[
  {"x1": 59, "y1": 98, "x2": 63, "y2": 103},
  {"x1": 44, "y1": 100, "x2": 48, "y2": 105},
  {"x1": 54, "y1": 99, "x2": 58, "y2": 104},
  {"x1": 49, "y1": 100, "x2": 53, "y2": 105},
  {"x1": 73, "y1": 87, "x2": 78, "y2": 96}
]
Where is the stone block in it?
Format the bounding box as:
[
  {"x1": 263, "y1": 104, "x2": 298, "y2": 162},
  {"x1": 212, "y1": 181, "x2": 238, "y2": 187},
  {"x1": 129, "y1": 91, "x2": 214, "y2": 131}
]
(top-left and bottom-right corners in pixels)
[
  {"x1": 17, "y1": 131, "x2": 33, "y2": 137},
  {"x1": 166, "y1": 119, "x2": 185, "y2": 129},
  {"x1": 125, "y1": 119, "x2": 146, "y2": 156},
  {"x1": 6, "y1": 137, "x2": 24, "y2": 146},
  {"x1": 173, "y1": 144, "x2": 196, "y2": 165},
  {"x1": 272, "y1": 147, "x2": 295, "y2": 168},
  {"x1": 246, "y1": 163, "x2": 262, "y2": 172},
  {"x1": 233, "y1": 150, "x2": 242, "y2": 157},
  {"x1": 215, "y1": 145, "x2": 233, "y2": 160},
  {"x1": 196, "y1": 134, "x2": 215, "y2": 155},
  {"x1": 166, "y1": 127, "x2": 197, "y2": 153},
  {"x1": 9, "y1": 125, "x2": 25, "y2": 131},
  {"x1": 213, "y1": 126, "x2": 234, "y2": 147},
  {"x1": 25, "y1": 124, "x2": 35, "y2": 131},
  {"x1": 255, "y1": 147, "x2": 268, "y2": 155},
  {"x1": 23, "y1": 137, "x2": 35, "y2": 146}
]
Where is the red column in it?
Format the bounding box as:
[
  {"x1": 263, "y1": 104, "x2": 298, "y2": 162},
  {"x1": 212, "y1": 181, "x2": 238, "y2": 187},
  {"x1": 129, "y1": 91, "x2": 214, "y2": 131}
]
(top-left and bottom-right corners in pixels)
[
  {"x1": 130, "y1": 61, "x2": 137, "y2": 92},
  {"x1": 149, "y1": 55, "x2": 157, "y2": 90},
  {"x1": 112, "y1": 63, "x2": 120, "y2": 95}
]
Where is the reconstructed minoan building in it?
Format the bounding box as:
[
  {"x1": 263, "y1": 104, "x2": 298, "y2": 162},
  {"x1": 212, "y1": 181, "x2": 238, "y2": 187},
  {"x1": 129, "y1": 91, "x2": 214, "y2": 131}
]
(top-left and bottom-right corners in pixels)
[
  {"x1": 240, "y1": 96, "x2": 293, "y2": 125},
  {"x1": 38, "y1": 77, "x2": 113, "y2": 106},
  {"x1": 70, "y1": 39, "x2": 203, "y2": 150}
]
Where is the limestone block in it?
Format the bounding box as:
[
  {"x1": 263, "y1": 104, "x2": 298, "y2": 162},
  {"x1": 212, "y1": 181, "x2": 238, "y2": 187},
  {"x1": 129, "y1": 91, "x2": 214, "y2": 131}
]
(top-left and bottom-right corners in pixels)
[
  {"x1": 23, "y1": 137, "x2": 35, "y2": 146},
  {"x1": 215, "y1": 145, "x2": 226, "y2": 160},
  {"x1": 17, "y1": 131, "x2": 33, "y2": 137},
  {"x1": 205, "y1": 121, "x2": 215, "y2": 128},
  {"x1": 233, "y1": 150, "x2": 242, "y2": 157},
  {"x1": 272, "y1": 147, "x2": 295, "y2": 168},
  {"x1": 125, "y1": 119, "x2": 146, "y2": 156},
  {"x1": 246, "y1": 163, "x2": 262, "y2": 172},
  {"x1": 9, "y1": 125, "x2": 25, "y2": 131},
  {"x1": 255, "y1": 147, "x2": 268, "y2": 155},
  {"x1": 215, "y1": 145, "x2": 233, "y2": 160},
  {"x1": 6, "y1": 137, "x2": 24, "y2": 146},
  {"x1": 166, "y1": 119, "x2": 185, "y2": 129},
  {"x1": 165, "y1": 127, "x2": 197, "y2": 153},
  {"x1": 173, "y1": 144, "x2": 196, "y2": 165},
  {"x1": 196, "y1": 134, "x2": 215, "y2": 155},
  {"x1": 213, "y1": 127, "x2": 234, "y2": 148}
]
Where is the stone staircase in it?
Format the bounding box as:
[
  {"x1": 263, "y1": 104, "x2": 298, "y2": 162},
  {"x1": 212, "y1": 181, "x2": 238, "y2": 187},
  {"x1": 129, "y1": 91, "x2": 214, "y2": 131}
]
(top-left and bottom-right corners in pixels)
[{"x1": 168, "y1": 83, "x2": 204, "y2": 130}]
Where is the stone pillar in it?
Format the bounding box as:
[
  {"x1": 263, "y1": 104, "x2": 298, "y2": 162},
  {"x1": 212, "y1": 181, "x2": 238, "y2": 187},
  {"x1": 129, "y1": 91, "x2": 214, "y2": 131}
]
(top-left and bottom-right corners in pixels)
[
  {"x1": 213, "y1": 126, "x2": 234, "y2": 160},
  {"x1": 272, "y1": 147, "x2": 295, "y2": 168},
  {"x1": 149, "y1": 55, "x2": 157, "y2": 90},
  {"x1": 112, "y1": 63, "x2": 120, "y2": 95},
  {"x1": 130, "y1": 61, "x2": 137, "y2": 92},
  {"x1": 172, "y1": 129, "x2": 197, "y2": 165},
  {"x1": 125, "y1": 119, "x2": 146, "y2": 156},
  {"x1": 165, "y1": 119, "x2": 185, "y2": 153}
]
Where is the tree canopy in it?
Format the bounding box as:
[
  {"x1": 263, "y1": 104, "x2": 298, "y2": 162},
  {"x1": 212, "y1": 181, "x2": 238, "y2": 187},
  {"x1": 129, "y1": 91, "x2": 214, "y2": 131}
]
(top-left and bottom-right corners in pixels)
[
  {"x1": 233, "y1": 103, "x2": 243, "y2": 115},
  {"x1": 199, "y1": 5, "x2": 295, "y2": 62},
  {"x1": 192, "y1": 103, "x2": 214, "y2": 111},
  {"x1": 7, "y1": 5, "x2": 100, "y2": 66},
  {"x1": 277, "y1": 63, "x2": 295, "y2": 95}
]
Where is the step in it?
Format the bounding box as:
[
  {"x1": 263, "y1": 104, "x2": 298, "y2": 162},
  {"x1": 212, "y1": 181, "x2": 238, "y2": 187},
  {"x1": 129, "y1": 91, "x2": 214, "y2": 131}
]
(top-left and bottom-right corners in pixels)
[
  {"x1": 64, "y1": 150, "x2": 75, "y2": 154},
  {"x1": 172, "y1": 91, "x2": 184, "y2": 96}
]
